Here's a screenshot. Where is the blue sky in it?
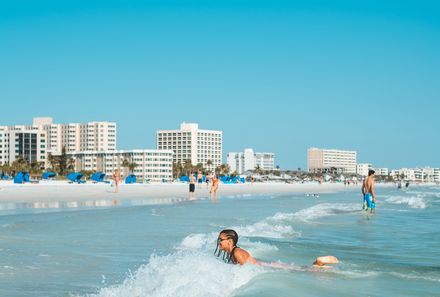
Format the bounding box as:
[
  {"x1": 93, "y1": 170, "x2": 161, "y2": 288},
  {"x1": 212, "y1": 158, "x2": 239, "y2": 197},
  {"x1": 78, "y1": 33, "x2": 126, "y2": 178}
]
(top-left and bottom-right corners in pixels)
[{"x1": 1, "y1": 0, "x2": 439, "y2": 169}]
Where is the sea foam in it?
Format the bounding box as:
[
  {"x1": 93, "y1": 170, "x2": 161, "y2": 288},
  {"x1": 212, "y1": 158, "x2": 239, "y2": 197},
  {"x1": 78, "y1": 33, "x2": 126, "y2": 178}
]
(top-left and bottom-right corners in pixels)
[
  {"x1": 384, "y1": 195, "x2": 426, "y2": 209},
  {"x1": 80, "y1": 212, "x2": 298, "y2": 297},
  {"x1": 272, "y1": 203, "x2": 360, "y2": 222},
  {"x1": 85, "y1": 252, "x2": 261, "y2": 297},
  {"x1": 83, "y1": 230, "x2": 267, "y2": 297}
]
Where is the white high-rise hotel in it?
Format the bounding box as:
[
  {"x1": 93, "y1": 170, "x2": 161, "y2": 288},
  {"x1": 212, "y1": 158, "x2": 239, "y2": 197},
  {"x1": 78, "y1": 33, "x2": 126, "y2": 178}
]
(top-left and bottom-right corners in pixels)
[
  {"x1": 33, "y1": 117, "x2": 116, "y2": 154},
  {"x1": 0, "y1": 125, "x2": 47, "y2": 166},
  {"x1": 0, "y1": 117, "x2": 116, "y2": 166},
  {"x1": 227, "y1": 148, "x2": 275, "y2": 174},
  {"x1": 307, "y1": 147, "x2": 357, "y2": 174},
  {"x1": 157, "y1": 123, "x2": 222, "y2": 171}
]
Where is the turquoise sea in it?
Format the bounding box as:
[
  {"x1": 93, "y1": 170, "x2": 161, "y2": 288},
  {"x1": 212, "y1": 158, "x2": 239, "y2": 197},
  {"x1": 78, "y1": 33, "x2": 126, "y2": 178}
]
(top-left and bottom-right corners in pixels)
[{"x1": 0, "y1": 184, "x2": 439, "y2": 297}]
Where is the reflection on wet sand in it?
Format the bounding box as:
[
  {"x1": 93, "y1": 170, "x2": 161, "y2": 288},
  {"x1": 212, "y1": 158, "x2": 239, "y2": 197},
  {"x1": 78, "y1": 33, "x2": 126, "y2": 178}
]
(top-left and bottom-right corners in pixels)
[{"x1": 0, "y1": 196, "x2": 192, "y2": 213}]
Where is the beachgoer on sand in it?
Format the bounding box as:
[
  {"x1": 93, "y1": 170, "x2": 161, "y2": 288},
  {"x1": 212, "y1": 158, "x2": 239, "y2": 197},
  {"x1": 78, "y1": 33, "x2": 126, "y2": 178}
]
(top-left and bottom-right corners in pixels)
[{"x1": 215, "y1": 229, "x2": 339, "y2": 268}]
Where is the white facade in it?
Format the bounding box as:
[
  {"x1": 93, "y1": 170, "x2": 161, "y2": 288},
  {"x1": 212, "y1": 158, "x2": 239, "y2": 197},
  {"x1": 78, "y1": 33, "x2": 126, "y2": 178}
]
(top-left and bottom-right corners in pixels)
[
  {"x1": 434, "y1": 168, "x2": 440, "y2": 183},
  {"x1": 357, "y1": 163, "x2": 373, "y2": 177},
  {"x1": 375, "y1": 168, "x2": 389, "y2": 176},
  {"x1": 307, "y1": 148, "x2": 357, "y2": 174},
  {"x1": 67, "y1": 150, "x2": 174, "y2": 182},
  {"x1": 391, "y1": 167, "x2": 438, "y2": 183},
  {"x1": 33, "y1": 117, "x2": 117, "y2": 154},
  {"x1": 391, "y1": 168, "x2": 415, "y2": 181},
  {"x1": 0, "y1": 127, "x2": 6, "y2": 165},
  {"x1": 157, "y1": 123, "x2": 222, "y2": 171},
  {"x1": 0, "y1": 125, "x2": 47, "y2": 166},
  {"x1": 227, "y1": 148, "x2": 275, "y2": 174}
]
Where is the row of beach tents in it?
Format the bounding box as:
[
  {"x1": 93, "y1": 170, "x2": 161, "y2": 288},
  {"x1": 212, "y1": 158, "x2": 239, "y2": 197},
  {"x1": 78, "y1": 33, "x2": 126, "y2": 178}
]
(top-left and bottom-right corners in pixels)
[
  {"x1": 9, "y1": 172, "x2": 246, "y2": 184},
  {"x1": 66, "y1": 172, "x2": 138, "y2": 184},
  {"x1": 9, "y1": 171, "x2": 138, "y2": 184}
]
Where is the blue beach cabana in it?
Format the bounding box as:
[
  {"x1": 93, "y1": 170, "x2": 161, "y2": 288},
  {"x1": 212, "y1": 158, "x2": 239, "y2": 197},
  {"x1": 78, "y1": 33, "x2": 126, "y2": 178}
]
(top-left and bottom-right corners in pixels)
[
  {"x1": 13, "y1": 172, "x2": 30, "y2": 184},
  {"x1": 42, "y1": 172, "x2": 56, "y2": 180},
  {"x1": 91, "y1": 172, "x2": 108, "y2": 183},
  {"x1": 67, "y1": 172, "x2": 86, "y2": 184},
  {"x1": 179, "y1": 175, "x2": 190, "y2": 182},
  {"x1": 125, "y1": 174, "x2": 137, "y2": 184},
  {"x1": 13, "y1": 172, "x2": 25, "y2": 184},
  {"x1": 220, "y1": 176, "x2": 245, "y2": 184}
]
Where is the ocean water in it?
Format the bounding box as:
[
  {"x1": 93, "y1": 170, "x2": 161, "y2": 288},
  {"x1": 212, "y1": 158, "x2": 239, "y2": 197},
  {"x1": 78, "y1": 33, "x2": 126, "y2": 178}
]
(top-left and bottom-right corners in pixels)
[{"x1": 0, "y1": 185, "x2": 439, "y2": 297}]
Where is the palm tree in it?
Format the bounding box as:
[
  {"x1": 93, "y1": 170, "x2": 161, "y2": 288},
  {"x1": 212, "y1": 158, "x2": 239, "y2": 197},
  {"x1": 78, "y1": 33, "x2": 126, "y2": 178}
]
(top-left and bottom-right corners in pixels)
[
  {"x1": 0, "y1": 163, "x2": 12, "y2": 176},
  {"x1": 215, "y1": 164, "x2": 230, "y2": 176},
  {"x1": 29, "y1": 161, "x2": 45, "y2": 174},
  {"x1": 172, "y1": 161, "x2": 184, "y2": 178},
  {"x1": 12, "y1": 155, "x2": 29, "y2": 173},
  {"x1": 195, "y1": 163, "x2": 204, "y2": 173},
  {"x1": 58, "y1": 146, "x2": 68, "y2": 175},
  {"x1": 183, "y1": 159, "x2": 193, "y2": 175},
  {"x1": 128, "y1": 162, "x2": 138, "y2": 173},
  {"x1": 67, "y1": 158, "x2": 75, "y2": 171},
  {"x1": 254, "y1": 165, "x2": 262, "y2": 175},
  {"x1": 47, "y1": 153, "x2": 57, "y2": 171},
  {"x1": 122, "y1": 159, "x2": 130, "y2": 176}
]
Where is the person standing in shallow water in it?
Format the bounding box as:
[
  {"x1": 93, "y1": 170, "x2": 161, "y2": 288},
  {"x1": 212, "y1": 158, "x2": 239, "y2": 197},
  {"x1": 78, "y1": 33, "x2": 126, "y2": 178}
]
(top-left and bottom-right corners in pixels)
[
  {"x1": 189, "y1": 172, "x2": 196, "y2": 198},
  {"x1": 112, "y1": 169, "x2": 121, "y2": 193},
  {"x1": 215, "y1": 229, "x2": 339, "y2": 267},
  {"x1": 362, "y1": 169, "x2": 377, "y2": 214},
  {"x1": 210, "y1": 175, "x2": 219, "y2": 195},
  {"x1": 197, "y1": 171, "x2": 203, "y2": 189}
]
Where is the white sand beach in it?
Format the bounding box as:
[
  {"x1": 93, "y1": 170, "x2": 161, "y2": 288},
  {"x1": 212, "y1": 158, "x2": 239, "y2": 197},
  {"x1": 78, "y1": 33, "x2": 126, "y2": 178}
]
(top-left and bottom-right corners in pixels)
[{"x1": 0, "y1": 180, "x2": 353, "y2": 204}]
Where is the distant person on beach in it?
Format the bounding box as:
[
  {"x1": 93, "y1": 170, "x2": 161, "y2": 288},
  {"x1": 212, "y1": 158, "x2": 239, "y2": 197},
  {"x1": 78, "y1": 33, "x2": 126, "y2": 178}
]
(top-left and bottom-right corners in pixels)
[
  {"x1": 189, "y1": 172, "x2": 196, "y2": 197},
  {"x1": 197, "y1": 171, "x2": 203, "y2": 188},
  {"x1": 362, "y1": 169, "x2": 376, "y2": 213},
  {"x1": 215, "y1": 229, "x2": 339, "y2": 268},
  {"x1": 210, "y1": 175, "x2": 219, "y2": 195},
  {"x1": 112, "y1": 169, "x2": 121, "y2": 193},
  {"x1": 205, "y1": 173, "x2": 211, "y2": 189}
]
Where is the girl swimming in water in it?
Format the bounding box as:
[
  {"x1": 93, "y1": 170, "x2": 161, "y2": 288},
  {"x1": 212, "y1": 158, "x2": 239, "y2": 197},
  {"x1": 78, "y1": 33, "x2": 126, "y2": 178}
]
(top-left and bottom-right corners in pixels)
[{"x1": 214, "y1": 229, "x2": 339, "y2": 268}]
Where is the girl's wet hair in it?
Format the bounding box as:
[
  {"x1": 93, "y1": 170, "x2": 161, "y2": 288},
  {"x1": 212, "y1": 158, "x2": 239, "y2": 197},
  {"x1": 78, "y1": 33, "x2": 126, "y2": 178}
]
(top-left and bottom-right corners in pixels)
[{"x1": 214, "y1": 229, "x2": 239, "y2": 263}]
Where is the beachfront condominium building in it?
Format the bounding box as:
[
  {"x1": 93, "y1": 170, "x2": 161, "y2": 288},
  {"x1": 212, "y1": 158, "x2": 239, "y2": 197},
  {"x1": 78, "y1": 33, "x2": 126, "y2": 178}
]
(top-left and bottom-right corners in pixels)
[
  {"x1": 390, "y1": 167, "x2": 439, "y2": 183},
  {"x1": 375, "y1": 168, "x2": 389, "y2": 176},
  {"x1": 357, "y1": 164, "x2": 388, "y2": 177},
  {"x1": 0, "y1": 125, "x2": 47, "y2": 166},
  {"x1": 156, "y1": 123, "x2": 222, "y2": 172},
  {"x1": 391, "y1": 168, "x2": 416, "y2": 181},
  {"x1": 67, "y1": 149, "x2": 174, "y2": 182},
  {"x1": 307, "y1": 148, "x2": 357, "y2": 174},
  {"x1": 434, "y1": 168, "x2": 440, "y2": 183},
  {"x1": 227, "y1": 148, "x2": 275, "y2": 174},
  {"x1": 356, "y1": 163, "x2": 373, "y2": 177},
  {"x1": 32, "y1": 117, "x2": 117, "y2": 155}
]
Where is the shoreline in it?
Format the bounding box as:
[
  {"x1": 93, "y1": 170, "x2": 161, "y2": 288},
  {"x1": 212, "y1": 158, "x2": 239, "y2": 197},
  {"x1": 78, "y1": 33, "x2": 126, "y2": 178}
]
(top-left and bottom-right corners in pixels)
[{"x1": 0, "y1": 180, "x2": 403, "y2": 204}]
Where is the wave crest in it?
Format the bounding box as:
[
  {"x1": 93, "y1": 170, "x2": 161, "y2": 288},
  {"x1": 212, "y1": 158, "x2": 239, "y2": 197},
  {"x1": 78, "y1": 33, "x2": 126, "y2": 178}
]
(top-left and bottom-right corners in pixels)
[
  {"x1": 385, "y1": 195, "x2": 426, "y2": 209},
  {"x1": 86, "y1": 252, "x2": 261, "y2": 297}
]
